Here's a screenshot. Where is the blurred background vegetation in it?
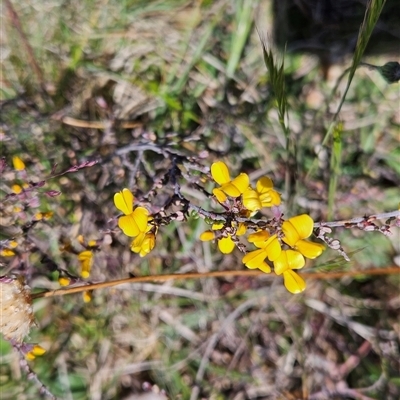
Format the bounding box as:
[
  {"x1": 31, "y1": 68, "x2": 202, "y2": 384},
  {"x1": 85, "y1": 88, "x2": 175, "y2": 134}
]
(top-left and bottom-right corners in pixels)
[{"x1": 1, "y1": 0, "x2": 399, "y2": 399}]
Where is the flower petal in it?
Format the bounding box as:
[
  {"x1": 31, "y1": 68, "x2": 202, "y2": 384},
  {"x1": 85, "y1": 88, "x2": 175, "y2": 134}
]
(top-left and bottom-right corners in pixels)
[
  {"x1": 0, "y1": 249, "x2": 15, "y2": 257},
  {"x1": 200, "y1": 230, "x2": 215, "y2": 241},
  {"x1": 269, "y1": 190, "x2": 281, "y2": 206},
  {"x1": 248, "y1": 230, "x2": 270, "y2": 245},
  {"x1": 114, "y1": 188, "x2": 134, "y2": 215},
  {"x1": 282, "y1": 270, "x2": 306, "y2": 294},
  {"x1": 131, "y1": 232, "x2": 156, "y2": 257},
  {"x1": 256, "y1": 177, "x2": 274, "y2": 193},
  {"x1": 212, "y1": 222, "x2": 224, "y2": 230},
  {"x1": 260, "y1": 189, "x2": 281, "y2": 207},
  {"x1": 118, "y1": 214, "x2": 141, "y2": 237},
  {"x1": 258, "y1": 262, "x2": 271, "y2": 274},
  {"x1": 132, "y1": 207, "x2": 149, "y2": 232},
  {"x1": 31, "y1": 345, "x2": 46, "y2": 357},
  {"x1": 83, "y1": 291, "x2": 92, "y2": 303},
  {"x1": 296, "y1": 240, "x2": 325, "y2": 259},
  {"x1": 213, "y1": 188, "x2": 227, "y2": 203},
  {"x1": 243, "y1": 249, "x2": 267, "y2": 269},
  {"x1": 12, "y1": 184, "x2": 22, "y2": 194},
  {"x1": 230, "y1": 173, "x2": 250, "y2": 194},
  {"x1": 211, "y1": 161, "x2": 231, "y2": 185},
  {"x1": 273, "y1": 250, "x2": 304, "y2": 275},
  {"x1": 220, "y1": 182, "x2": 241, "y2": 198},
  {"x1": 282, "y1": 220, "x2": 300, "y2": 247},
  {"x1": 242, "y1": 188, "x2": 261, "y2": 211},
  {"x1": 78, "y1": 250, "x2": 93, "y2": 279},
  {"x1": 12, "y1": 156, "x2": 25, "y2": 171},
  {"x1": 264, "y1": 235, "x2": 282, "y2": 261},
  {"x1": 218, "y1": 236, "x2": 235, "y2": 254},
  {"x1": 285, "y1": 214, "x2": 314, "y2": 242},
  {"x1": 142, "y1": 233, "x2": 156, "y2": 255},
  {"x1": 131, "y1": 232, "x2": 146, "y2": 253},
  {"x1": 58, "y1": 276, "x2": 71, "y2": 286},
  {"x1": 237, "y1": 223, "x2": 247, "y2": 236}
]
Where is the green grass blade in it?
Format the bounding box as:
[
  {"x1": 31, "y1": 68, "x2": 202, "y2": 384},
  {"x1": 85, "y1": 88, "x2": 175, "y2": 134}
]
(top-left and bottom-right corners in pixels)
[
  {"x1": 169, "y1": 11, "x2": 222, "y2": 94},
  {"x1": 225, "y1": 0, "x2": 257, "y2": 79}
]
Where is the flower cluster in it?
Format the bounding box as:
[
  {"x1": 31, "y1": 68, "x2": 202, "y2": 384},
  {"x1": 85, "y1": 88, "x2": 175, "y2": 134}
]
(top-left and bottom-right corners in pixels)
[
  {"x1": 209, "y1": 161, "x2": 281, "y2": 211},
  {"x1": 199, "y1": 162, "x2": 324, "y2": 294},
  {"x1": 114, "y1": 188, "x2": 156, "y2": 257},
  {"x1": 113, "y1": 161, "x2": 325, "y2": 294},
  {"x1": 243, "y1": 215, "x2": 325, "y2": 293}
]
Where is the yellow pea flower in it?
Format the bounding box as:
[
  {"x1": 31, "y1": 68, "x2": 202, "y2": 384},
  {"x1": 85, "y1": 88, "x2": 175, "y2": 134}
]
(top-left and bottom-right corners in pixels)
[
  {"x1": 242, "y1": 232, "x2": 281, "y2": 273},
  {"x1": 282, "y1": 270, "x2": 306, "y2": 294},
  {"x1": 58, "y1": 276, "x2": 71, "y2": 286},
  {"x1": 12, "y1": 156, "x2": 25, "y2": 171},
  {"x1": 0, "y1": 249, "x2": 15, "y2": 257},
  {"x1": 83, "y1": 290, "x2": 92, "y2": 303},
  {"x1": 211, "y1": 161, "x2": 249, "y2": 203},
  {"x1": 131, "y1": 231, "x2": 156, "y2": 257},
  {"x1": 114, "y1": 188, "x2": 134, "y2": 215},
  {"x1": 78, "y1": 250, "x2": 93, "y2": 279},
  {"x1": 114, "y1": 188, "x2": 149, "y2": 237},
  {"x1": 200, "y1": 222, "x2": 246, "y2": 254},
  {"x1": 12, "y1": 184, "x2": 23, "y2": 194},
  {"x1": 244, "y1": 232, "x2": 281, "y2": 262},
  {"x1": 273, "y1": 250, "x2": 306, "y2": 294},
  {"x1": 243, "y1": 177, "x2": 281, "y2": 211},
  {"x1": 282, "y1": 214, "x2": 325, "y2": 259},
  {"x1": 25, "y1": 345, "x2": 46, "y2": 360},
  {"x1": 273, "y1": 249, "x2": 305, "y2": 275}
]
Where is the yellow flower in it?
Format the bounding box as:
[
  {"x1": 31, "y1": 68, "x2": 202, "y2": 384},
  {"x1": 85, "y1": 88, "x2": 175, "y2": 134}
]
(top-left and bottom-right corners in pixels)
[
  {"x1": 0, "y1": 249, "x2": 16, "y2": 257},
  {"x1": 12, "y1": 156, "x2": 25, "y2": 171},
  {"x1": 283, "y1": 270, "x2": 306, "y2": 294},
  {"x1": 12, "y1": 184, "x2": 23, "y2": 194},
  {"x1": 33, "y1": 211, "x2": 53, "y2": 221},
  {"x1": 82, "y1": 290, "x2": 92, "y2": 303},
  {"x1": 87, "y1": 240, "x2": 98, "y2": 248},
  {"x1": 114, "y1": 188, "x2": 149, "y2": 237},
  {"x1": 242, "y1": 231, "x2": 281, "y2": 271},
  {"x1": 78, "y1": 250, "x2": 93, "y2": 279},
  {"x1": 242, "y1": 177, "x2": 281, "y2": 211},
  {"x1": 25, "y1": 345, "x2": 46, "y2": 361},
  {"x1": 273, "y1": 249, "x2": 305, "y2": 275},
  {"x1": 78, "y1": 235, "x2": 99, "y2": 250},
  {"x1": 58, "y1": 276, "x2": 71, "y2": 287},
  {"x1": 273, "y1": 250, "x2": 306, "y2": 294},
  {"x1": 200, "y1": 222, "x2": 246, "y2": 254},
  {"x1": 211, "y1": 161, "x2": 249, "y2": 203},
  {"x1": 282, "y1": 214, "x2": 325, "y2": 259},
  {"x1": 131, "y1": 231, "x2": 156, "y2": 257}
]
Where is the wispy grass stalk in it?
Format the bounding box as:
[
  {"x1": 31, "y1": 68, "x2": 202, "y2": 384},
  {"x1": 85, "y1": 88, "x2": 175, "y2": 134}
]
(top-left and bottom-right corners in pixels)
[{"x1": 258, "y1": 35, "x2": 295, "y2": 208}]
